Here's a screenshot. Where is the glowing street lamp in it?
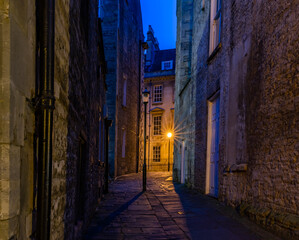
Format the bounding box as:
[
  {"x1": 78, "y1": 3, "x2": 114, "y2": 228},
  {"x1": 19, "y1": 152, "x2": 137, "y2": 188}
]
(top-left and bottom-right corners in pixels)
[
  {"x1": 142, "y1": 88, "x2": 150, "y2": 191},
  {"x1": 167, "y1": 132, "x2": 173, "y2": 171}
]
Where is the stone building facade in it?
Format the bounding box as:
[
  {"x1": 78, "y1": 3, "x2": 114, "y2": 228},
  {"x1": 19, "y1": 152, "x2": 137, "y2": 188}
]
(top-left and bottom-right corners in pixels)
[
  {"x1": 0, "y1": 0, "x2": 107, "y2": 239},
  {"x1": 143, "y1": 26, "x2": 176, "y2": 172},
  {"x1": 101, "y1": 0, "x2": 144, "y2": 177},
  {"x1": 175, "y1": 0, "x2": 299, "y2": 238}
]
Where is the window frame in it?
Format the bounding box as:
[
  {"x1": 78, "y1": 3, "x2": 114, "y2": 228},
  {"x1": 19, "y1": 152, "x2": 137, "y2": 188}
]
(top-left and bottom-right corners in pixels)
[
  {"x1": 161, "y1": 60, "x2": 173, "y2": 70},
  {"x1": 153, "y1": 146, "x2": 161, "y2": 162},
  {"x1": 209, "y1": 0, "x2": 222, "y2": 56},
  {"x1": 153, "y1": 115, "x2": 162, "y2": 136},
  {"x1": 153, "y1": 85, "x2": 163, "y2": 103}
]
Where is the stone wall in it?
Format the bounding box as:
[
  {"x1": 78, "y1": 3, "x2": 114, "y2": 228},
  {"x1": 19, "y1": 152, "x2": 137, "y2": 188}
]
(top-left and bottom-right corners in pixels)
[
  {"x1": 0, "y1": 0, "x2": 106, "y2": 239},
  {"x1": 0, "y1": 0, "x2": 35, "y2": 239},
  {"x1": 176, "y1": 0, "x2": 299, "y2": 237},
  {"x1": 102, "y1": 0, "x2": 144, "y2": 177},
  {"x1": 101, "y1": 0, "x2": 118, "y2": 177},
  {"x1": 63, "y1": 0, "x2": 104, "y2": 239},
  {"x1": 51, "y1": 0, "x2": 70, "y2": 239},
  {"x1": 174, "y1": 0, "x2": 196, "y2": 185},
  {"x1": 227, "y1": 1, "x2": 298, "y2": 238}
]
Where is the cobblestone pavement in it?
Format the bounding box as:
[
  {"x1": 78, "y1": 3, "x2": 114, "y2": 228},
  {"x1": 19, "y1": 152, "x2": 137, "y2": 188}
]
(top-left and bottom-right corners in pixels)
[{"x1": 84, "y1": 172, "x2": 279, "y2": 240}]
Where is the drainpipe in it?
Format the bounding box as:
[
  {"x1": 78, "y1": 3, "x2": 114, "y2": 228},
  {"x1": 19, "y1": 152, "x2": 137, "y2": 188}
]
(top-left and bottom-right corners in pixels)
[
  {"x1": 32, "y1": 0, "x2": 55, "y2": 239},
  {"x1": 104, "y1": 119, "x2": 113, "y2": 193}
]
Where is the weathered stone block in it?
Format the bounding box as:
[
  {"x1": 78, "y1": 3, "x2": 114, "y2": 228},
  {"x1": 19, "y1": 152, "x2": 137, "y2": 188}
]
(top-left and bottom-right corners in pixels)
[
  {"x1": 0, "y1": 179, "x2": 20, "y2": 219},
  {"x1": 0, "y1": 216, "x2": 18, "y2": 240},
  {"x1": 0, "y1": 144, "x2": 20, "y2": 180}
]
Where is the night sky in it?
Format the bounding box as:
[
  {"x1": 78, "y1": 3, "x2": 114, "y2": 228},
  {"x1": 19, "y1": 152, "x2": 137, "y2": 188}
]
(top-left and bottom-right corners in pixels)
[{"x1": 141, "y1": 0, "x2": 177, "y2": 50}]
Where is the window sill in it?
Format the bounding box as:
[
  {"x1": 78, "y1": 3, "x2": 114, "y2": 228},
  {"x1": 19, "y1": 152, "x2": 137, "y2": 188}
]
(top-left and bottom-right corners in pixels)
[
  {"x1": 207, "y1": 43, "x2": 222, "y2": 64},
  {"x1": 152, "y1": 102, "x2": 163, "y2": 105}
]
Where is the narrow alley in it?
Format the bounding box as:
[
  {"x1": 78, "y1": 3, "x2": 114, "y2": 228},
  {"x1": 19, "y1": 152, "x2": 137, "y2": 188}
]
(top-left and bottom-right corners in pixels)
[
  {"x1": 1, "y1": 0, "x2": 298, "y2": 239},
  {"x1": 84, "y1": 173, "x2": 278, "y2": 240}
]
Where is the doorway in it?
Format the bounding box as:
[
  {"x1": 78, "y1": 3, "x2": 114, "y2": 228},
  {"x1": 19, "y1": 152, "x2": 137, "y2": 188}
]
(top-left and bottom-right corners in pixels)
[{"x1": 206, "y1": 95, "x2": 220, "y2": 197}]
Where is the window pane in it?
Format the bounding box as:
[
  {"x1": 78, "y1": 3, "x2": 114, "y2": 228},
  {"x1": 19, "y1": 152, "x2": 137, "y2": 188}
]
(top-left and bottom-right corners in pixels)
[
  {"x1": 215, "y1": 15, "x2": 220, "y2": 47},
  {"x1": 161, "y1": 61, "x2": 173, "y2": 70},
  {"x1": 153, "y1": 146, "x2": 161, "y2": 162},
  {"x1": 153, "y1": 85, "x2": 163, "y2": 103},
  {"x1": 153, "y1": 115, "x2": 162, "y2": 135}
]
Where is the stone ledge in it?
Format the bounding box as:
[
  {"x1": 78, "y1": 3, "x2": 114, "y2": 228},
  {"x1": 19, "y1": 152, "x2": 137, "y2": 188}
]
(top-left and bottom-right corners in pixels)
[
  {"x1": 237, "y1": 203, "x2": 299, "y2": 239},
  {"x1": 224, "y1": 163, "x2": 248, "y2": 173}
]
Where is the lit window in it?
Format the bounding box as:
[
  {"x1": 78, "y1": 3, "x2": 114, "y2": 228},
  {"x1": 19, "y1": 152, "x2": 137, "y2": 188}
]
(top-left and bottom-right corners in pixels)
[
  {"x1": 161, "y1": 61, "x2": 173, "y2": 70},
  {"x1": 153, "y1": 115, "x2": 162, "y2": 135},
  {"x1": 153, "y1": 85, "x2": 163, "y2": 103},
  {"x1": 153, "y1": 146, "x2": 161, "y2": 162},
  {"x1": 209, "y1": 0, "x2": 221, "y2": 55}
]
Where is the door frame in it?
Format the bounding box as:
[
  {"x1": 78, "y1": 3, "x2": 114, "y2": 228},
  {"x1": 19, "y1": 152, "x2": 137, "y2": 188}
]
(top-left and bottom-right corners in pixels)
[
  {"x1": 181, "y1": 140, "x2": 185, "y2": 184},
  {"x1": 205, "y1": 91, "x2": 220, "y2": 196}
]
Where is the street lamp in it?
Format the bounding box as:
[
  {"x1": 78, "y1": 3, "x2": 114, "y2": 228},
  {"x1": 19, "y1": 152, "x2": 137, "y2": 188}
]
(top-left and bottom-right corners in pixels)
[
  {"x1": 167, "y1": 132, "x2": 172, "y2": 172},
  {"x1": 142, "y1": 88, "x2": 150, "y2": 191}
]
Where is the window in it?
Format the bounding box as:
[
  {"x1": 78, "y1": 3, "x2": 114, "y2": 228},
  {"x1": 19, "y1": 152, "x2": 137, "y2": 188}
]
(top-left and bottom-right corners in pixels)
[
  {"x1": 123, "y1": 78, "x2": 127, "y2": 106},
  {"x1": 209, "y1": 0, "x2": 221, "y2": 55},
  {"x1": 153, "y1": 85, "x2": 163, "y2": 103},
  {"x1": 161, "y1": 60, "x2": 173, "y2": 70},
  {"x1": 153, "y1": 146, "x2": 161, "y2": 162},
  {"x1": 153, "y1": 115, "x2": 162, "y2": 135},
  {"x1": 80, "y1": 0, "x2": 89, "y2": 42},
  {"x1": 122, "y1": 130, "x2": 126, "y2": 158}
]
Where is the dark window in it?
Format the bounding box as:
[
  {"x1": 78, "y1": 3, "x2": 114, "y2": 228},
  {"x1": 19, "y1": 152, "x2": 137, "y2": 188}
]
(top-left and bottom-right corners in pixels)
[{"x1": 80, "y1": 0, "x2": 89, "y2": 42}]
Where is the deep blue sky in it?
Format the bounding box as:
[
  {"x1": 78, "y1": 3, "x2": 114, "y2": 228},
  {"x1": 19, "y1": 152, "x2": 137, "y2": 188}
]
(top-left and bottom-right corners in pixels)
[{"x1": 141, "y1": 0, "x2": 177, "y2": 50}]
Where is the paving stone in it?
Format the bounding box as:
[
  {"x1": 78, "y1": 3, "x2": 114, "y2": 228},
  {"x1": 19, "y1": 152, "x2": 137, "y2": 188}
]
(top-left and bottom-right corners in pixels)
[
  {"x1": 141, "y1": 227, "x2": 165, "y2": 234},
  {"x1": 159, "y1": 220, "x2": 176, "y2": 226},
  {"x1": 162, "y1": 225, "x2": 181, "y2": 231},
  {"x1": 84, "y1": 172, "x2": 279, "y2": 240},
  {"x1": 122, "y1": 227, "x2": 143, "y2": 234}
]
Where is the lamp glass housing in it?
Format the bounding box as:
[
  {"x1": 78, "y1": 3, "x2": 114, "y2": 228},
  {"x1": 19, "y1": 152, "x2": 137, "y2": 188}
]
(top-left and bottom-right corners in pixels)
[
  {"x1": 167, "y1": 132, "x2": 172, "y2": 138},
  {"x1": 142, "y1": 89, "x2": 150, "y2": 103}
]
